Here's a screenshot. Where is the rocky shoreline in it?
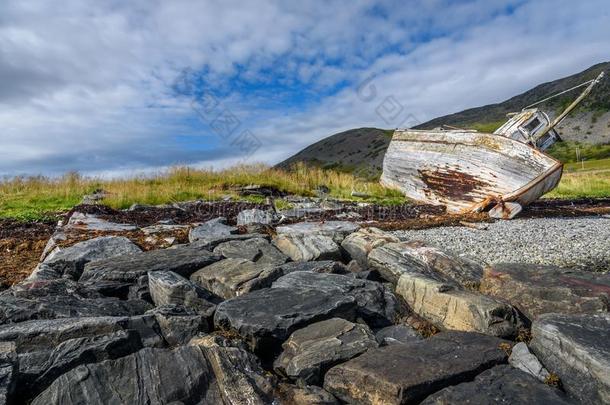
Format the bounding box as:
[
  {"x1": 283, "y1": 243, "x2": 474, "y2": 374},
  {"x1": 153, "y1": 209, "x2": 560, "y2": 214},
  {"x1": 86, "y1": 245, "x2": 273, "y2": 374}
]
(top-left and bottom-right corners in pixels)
[{"x1": 1, "y1": 202, "x2": 609, "y2": 404}]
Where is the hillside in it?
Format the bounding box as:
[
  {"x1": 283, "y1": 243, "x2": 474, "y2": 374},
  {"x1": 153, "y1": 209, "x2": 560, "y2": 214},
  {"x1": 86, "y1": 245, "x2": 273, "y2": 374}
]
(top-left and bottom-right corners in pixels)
[
  {"x1": 276, "y1": 128, "x2": 394, "y2": 179},
  {"x1": 277, "y1": 62, "x2": 610, "y2": 176}
]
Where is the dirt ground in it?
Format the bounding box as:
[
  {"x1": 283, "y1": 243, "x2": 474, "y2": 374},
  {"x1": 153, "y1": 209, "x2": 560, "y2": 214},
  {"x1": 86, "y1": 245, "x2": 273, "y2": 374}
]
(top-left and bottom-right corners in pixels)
[
  {"x1": 0, "y1": 219, "x2": 55, "y2": 288},
  {"x1": 1, "y1": 198, "x2": 609, "y2": 288}
]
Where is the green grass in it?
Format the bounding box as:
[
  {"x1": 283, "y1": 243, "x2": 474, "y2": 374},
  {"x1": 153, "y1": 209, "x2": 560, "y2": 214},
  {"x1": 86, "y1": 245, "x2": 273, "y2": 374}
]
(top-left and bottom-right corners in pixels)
[
  {"x1": 3, "y1": 156, "x2": 609, "y2": 221},
  {"x1": 0, "y1": 164, "x2": 406, "y2": 220},
  {"x1": 547, "y1": 141, "x2": 610, "y2": 163},
  {"x1": 468, "y1": 120, "x2": 506, "y2": 133},
  {"x1": 564, "y1": 158, "x2": 610, "y2": 172}
]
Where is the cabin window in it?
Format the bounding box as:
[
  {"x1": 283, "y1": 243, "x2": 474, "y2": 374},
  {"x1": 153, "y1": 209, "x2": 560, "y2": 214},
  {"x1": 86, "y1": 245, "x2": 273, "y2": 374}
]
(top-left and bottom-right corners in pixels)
[{"x1": 522, "y1": 118, "x2": 541, "y2": 133}]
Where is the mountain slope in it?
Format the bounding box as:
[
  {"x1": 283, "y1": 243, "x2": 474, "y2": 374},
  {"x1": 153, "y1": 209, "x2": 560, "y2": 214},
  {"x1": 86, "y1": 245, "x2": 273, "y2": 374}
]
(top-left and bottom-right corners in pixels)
[
  {"x1": 276, "y1": 128, "x2": 394, "y2": 179},
  {"x1": 277, "y1": 62, "x2": 610, "y2": 176},
  {"x1": 416, "y1": 61, "x2": 610, "y2": 144}
]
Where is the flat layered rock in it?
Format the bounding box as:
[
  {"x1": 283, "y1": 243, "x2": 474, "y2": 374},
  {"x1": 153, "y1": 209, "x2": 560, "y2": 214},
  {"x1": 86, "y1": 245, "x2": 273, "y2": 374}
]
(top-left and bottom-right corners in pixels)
[
  {"x1": 368, "y1": 241, "x2": 483, "y2": 287},
  {"x1": 0, "y1": 342, "x2": 16, "y2": 405},
  {"x1": 188, "y1": 335, "x2": 275, "y2": 404},
  {"x1": 30, "y1": 236, "x2": 142, "y2": 281},
  {"x1": 276, "y1": 383, "x2": 339, "y2": 405},
  {"x1": 66, "y1": 212, "x2": 137, "y2": 232},
  {"x1": 192, "y1": 233, "x2": 270, "y2": 249},
  {"x1": 0, "y1": 315, "x2": 164, "y2": 352},
  {"x1": 32, "y1": 344, "x2": 274, "y2": 405},
  {"x1": 530, "y1": 312, "x2": 610, "y2": 403},
  {"x1": 480, "y1": 263, "x2": 610, "y2": 319},
  {"x1": 421, "y1": 365, "x2": 572, "y2": 405},
  {"x1": 146, "y1": 305, "x2": 209, "y2": 346},
  {"x1": 213, "y1": 237, "x2": 289, "y2": 266},
  {"x1": 375, "y1": 324, "x2": 422, "y2": 346},
  {"x1": 341, "y1": 227, "x2": 399, "y2": 268},
  {"x1": 18, "y1": 330, "x2": 142, "y2": 399},
  {"x1": 274, "y1": 234, "x2": 342, "y2": 262},
  {"x1": 276, "y1": 221, "x2": 360, "y2": 243},
  {"x1": 396, "y1": 273, "x2": 520, "y2": 338},
  {"x1": 275, "y1": 261, "x2": 348, "y2": 275},
  {"x1": 148, "y1": 271, "x2": 217, "y2": 316},
  {"x1": 274, "y1": 318, "x2": 378, "y2": 385},
  {"x1": 188, "y1": 217, "x2": 237, "y2": 243},
  {"x1": 0, "y1": 279, "x2": 152, "y2": 324},
  {"x1": 237, "y1": 209, "x2": 275, "y2": 226},
  {"x1": 191, "y1": 258, "x2": 279, "y2": 299},
  {"x1": 80, "y1": 244, "x2": 221, "y2": 283},
  {"x1": 508, "y1": 342, "x2": 550, "y2": 382},
  {"x1": 273, "y1": 271, "x2": 399, "y2": 328},
  {"x1": 141, "y1": 224, "x2": 190, "y2": 235},
  {"x1": 0, "y1": 315, "x2": 164, "y2": 401},
  {"x1": 323, "y1": 331, "x2": 509, "y2": 404},
  {"x1": 214, "y1": 287, "x2": 357, "y2": 355}
]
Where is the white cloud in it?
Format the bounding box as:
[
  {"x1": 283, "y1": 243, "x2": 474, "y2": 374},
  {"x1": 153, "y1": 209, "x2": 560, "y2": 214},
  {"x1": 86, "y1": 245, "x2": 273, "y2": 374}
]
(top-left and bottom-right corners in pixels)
[{"x1": 0, "y1": 0, "x2": 608, "y2": 175}]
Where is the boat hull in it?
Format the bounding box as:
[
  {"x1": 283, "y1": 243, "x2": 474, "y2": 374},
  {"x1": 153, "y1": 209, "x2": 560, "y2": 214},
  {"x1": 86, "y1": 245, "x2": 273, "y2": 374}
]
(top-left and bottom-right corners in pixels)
[{"x1": 380, "y1": 129, "x2": 563, "y2": 213}]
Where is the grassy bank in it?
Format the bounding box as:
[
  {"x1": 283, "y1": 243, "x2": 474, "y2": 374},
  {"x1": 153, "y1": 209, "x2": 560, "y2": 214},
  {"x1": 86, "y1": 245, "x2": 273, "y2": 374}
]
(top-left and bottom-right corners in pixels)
[
  {"x1": 2, "y1": 158, "x2": 609, "y2": 221},
  {"x1": 547, "y1": 141, "x2": 610, "y2": 163},
  {"x1": 547, "y1": 157, "x2": 610, "y2": 198},
  {"x1": 0, "y1": 164, "x2": 405, "y2": 220}
]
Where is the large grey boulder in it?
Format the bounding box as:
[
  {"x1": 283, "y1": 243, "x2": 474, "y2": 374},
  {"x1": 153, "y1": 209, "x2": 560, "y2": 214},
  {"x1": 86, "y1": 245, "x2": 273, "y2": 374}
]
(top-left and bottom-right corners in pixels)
[
  {"x1": 19, "y1": 330, "x2": 142, "y2": 399},
  {"x1": 191, "y1": 258, "x2": 279, "y2": 299},
  {"x1": 341, "y1": 227, "x2": 399, "y2": 268},
  {"x1": 29, "y1": 236, "x2": 142, "y2": 281},
  {"x1": 0, "y1": 342, "x2": 16, "y2": 405},
  {"x1": 146, "y1": 305, "x2": 210, "y2": 346},
  {"x1": 189, "y1": 217, "x2": 237, "y2": 243},
  {"x1": 148, "y1": 271, "x2": 217, "y2": 317},
  {"x1": 274, "y1": 234, "x2": 342, "y2": 262},
  {"x1": 237, "y1": 209, "x2": 275, "y2": 226},
  {"x1": 421, "y1": 365, "x2": 572, "y2": 405},
  {"x1": 273, "y1": 271, "x2": 399, "y2": 328},
  {"x1": 508, "y1": 342, "x2": 550, "y2": 382},
  {"x1": 0, "y1": 279, "x2": 152, "y2": 324},
  {"x1": 481, "y1": 263, "x2": 610, "y2": 320},
  {"x1": 214, "y1": 288, "x2": 357, "y2": 355},
  {"x1": 274, "y1": 261, "x2": 348, "y2": 275},
  {"x1": 0, "y1": 315, "x2": 164, "y2": 401},
  {"x1": 276, "y1": 221, "x2": 360, "y2": 243},
  {"x1": 375, "y1": 324, "x2": 422, "y2": 346},
  {"x1": 530, "y1": 312, "x2": 610, "y2": 403},
  {"x1": 188, "y1": 335, "x2": 276, "y2": 404},
  {"x1": 193, "y1": 233, "x2": 271, "y2": 250},
  {"x1": 213, "y1": 237, "x2": 289, "y2": 266},
  {"x1": 191, "y1": 260, "x2": 350, "y2": 300},
  {"x1": 396, "y1": 273, "x2": 520, "y2": 338},
  {"x1": 32, "y1": 343, "x2": 274, "y2": 405},
  {"x1": 0, "y1": 315, "x2": 164, "y2": 354},
  {"x1": 323, "y1": 331, "x2": 509, "y2": 405},
  {"x1": 274, "y1": 318, "x2": 378, "y2": 385},
  {"x1": 80, "y1": 244, "x2": 221, "y2": 283},
  {"x1": 368, "y1": 240, "x2": 483, "y2": 287}
]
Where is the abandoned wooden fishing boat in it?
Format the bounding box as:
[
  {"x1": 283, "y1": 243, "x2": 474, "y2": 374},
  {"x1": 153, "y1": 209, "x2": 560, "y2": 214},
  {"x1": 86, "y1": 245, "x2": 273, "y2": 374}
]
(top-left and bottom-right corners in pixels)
[{"x1": 380, "y1": 71, "x2": 605, "y2": 218}]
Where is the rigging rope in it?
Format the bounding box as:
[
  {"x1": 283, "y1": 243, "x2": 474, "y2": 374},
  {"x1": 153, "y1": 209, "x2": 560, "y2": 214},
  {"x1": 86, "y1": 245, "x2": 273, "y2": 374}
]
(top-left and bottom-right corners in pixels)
[{"x1": 522, "y1": 79, "x2": 596, "y2": 111}]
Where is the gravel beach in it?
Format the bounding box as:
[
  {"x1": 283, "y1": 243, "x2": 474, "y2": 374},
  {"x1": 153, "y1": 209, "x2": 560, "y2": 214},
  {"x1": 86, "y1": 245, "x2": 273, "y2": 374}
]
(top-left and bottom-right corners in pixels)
[{"x1": 391, "y1": 216, "x2": 610, "y2": 271}]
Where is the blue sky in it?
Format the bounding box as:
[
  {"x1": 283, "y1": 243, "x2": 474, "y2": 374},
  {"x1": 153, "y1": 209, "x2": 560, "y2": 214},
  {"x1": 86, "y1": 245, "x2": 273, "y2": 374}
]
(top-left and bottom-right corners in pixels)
[{"x1": 1, "y1": 0, "x2": 609, "y2": 176}]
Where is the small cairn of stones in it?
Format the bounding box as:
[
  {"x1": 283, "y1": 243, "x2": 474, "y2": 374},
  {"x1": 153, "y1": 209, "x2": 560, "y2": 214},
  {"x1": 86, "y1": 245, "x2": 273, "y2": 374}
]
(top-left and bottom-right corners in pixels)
[{"x1": 1, "y1": 206, "x2": 609, "y2": 404}]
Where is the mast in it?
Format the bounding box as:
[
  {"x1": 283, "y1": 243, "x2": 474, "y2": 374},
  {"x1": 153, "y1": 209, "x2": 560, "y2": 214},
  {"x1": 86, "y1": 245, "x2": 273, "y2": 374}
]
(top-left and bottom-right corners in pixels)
[{"x1": 536, "y1": 71, "x2": 605, "y2": 138}]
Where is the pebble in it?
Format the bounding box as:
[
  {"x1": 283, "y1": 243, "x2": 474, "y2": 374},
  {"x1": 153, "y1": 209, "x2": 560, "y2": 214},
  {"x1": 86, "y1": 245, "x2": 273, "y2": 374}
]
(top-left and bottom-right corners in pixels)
[{"x1": 392, "y1": 216, "x2": 610, "y2": 271}]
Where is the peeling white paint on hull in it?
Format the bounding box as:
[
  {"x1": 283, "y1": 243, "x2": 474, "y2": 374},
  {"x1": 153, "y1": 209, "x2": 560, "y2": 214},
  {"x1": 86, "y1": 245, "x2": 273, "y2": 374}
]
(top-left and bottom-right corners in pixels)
[{"x1": 380, "y1": 129, "x2": 563, "y2": 214}]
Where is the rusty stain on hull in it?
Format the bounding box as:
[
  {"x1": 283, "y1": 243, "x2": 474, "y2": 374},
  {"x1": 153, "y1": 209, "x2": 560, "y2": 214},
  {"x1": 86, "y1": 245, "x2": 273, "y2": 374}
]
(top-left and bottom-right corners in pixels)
[
  {"x1": 380, "y1": 129, "x2": 563, "y2": 215},
  {"x1": 419, "y1": 168, "x2": 492, "y2": 202}
]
